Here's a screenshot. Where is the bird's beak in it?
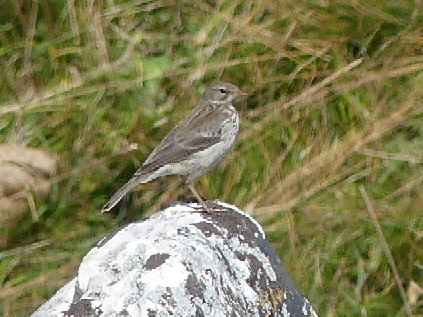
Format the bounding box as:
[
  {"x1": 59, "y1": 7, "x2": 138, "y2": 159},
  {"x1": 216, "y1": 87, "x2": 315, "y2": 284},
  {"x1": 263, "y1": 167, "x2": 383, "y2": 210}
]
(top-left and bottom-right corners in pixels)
[{"x1": 236, "y1": 91, "x2": 249, "y2": 99}]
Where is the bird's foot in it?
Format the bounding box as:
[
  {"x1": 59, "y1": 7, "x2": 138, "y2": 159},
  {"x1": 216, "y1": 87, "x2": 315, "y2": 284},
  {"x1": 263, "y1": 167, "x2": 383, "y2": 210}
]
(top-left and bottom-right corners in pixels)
[{"x1": 200, "y1": 201, "x2": 231, "y2": 215}]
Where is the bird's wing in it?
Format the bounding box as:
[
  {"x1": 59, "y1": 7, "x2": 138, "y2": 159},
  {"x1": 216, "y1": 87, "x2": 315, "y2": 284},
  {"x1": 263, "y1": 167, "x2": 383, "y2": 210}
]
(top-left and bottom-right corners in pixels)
[{"x1": 140, "y1": 104, "x2": 226, "y2": 173}]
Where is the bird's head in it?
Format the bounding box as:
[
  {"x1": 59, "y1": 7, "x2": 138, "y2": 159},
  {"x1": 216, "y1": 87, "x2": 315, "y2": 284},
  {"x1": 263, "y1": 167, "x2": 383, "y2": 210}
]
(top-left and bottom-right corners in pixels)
[{"x1": 202, "y1": 81, "x2": 247, "y2": 104}]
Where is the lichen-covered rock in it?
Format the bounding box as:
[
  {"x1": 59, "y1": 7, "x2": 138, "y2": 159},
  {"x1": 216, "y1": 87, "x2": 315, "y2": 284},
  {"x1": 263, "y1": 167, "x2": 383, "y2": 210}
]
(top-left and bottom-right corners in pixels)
[{"x1": 32, "y1": 202, "x2": 317, "y2": 317}]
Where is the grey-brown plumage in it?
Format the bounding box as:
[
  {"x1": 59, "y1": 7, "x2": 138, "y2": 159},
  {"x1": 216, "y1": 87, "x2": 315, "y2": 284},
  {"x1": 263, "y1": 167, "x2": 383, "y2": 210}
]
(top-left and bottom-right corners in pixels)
[{"x1": 101, "y1": 81, "x2": 246, "y2": 213}]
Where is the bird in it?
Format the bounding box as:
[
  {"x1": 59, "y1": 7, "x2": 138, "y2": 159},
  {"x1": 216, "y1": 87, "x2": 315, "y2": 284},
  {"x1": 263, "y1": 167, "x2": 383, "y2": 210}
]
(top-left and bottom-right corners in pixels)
[{"x1": 101, "y1": 81, "x2": 246, "y2": 213}]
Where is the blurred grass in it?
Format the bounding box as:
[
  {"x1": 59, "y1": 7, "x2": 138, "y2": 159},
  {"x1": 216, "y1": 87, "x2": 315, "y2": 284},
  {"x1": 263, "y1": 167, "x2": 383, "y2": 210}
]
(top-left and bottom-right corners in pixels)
[{"x1": 1, "y1": 0, "x2": 423, "y2": 315}]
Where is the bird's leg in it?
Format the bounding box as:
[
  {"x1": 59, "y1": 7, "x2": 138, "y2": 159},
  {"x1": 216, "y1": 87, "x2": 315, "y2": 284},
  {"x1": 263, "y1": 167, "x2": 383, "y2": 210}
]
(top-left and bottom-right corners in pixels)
[{"x1": 188, "y1": 183, "x2": 211, "y2": 213}]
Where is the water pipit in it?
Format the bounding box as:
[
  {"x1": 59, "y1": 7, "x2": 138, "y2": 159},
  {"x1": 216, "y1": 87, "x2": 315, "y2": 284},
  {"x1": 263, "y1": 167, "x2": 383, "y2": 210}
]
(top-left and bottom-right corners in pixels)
[{"x1": 101, "y1": 81, "x2": 246, "y2": 213}]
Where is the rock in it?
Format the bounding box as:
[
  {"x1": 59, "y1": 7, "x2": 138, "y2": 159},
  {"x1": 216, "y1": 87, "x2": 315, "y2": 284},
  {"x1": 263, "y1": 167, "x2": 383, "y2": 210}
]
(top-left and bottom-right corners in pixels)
[{"x1": 32, "y1": 202, "x2": 317, "y2": 317}]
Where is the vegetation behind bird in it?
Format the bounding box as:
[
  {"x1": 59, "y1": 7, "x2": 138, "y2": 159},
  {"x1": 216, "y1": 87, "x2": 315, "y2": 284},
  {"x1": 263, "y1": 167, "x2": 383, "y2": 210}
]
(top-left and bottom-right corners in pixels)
[{"x1": 0, "y1": 0, "x2": 422, "y2": 316}]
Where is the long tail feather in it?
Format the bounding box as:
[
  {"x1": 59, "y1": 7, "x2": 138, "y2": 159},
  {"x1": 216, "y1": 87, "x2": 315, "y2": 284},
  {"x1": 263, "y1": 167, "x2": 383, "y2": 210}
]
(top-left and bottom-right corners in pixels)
[{"x1": 101, "y1": 176, "x2": 141, "y2": 213}]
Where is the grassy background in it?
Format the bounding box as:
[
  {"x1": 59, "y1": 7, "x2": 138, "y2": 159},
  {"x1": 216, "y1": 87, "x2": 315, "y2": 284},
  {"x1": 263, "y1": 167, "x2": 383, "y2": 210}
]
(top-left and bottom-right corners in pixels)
[{"x1": 1, "y1": 0, "x2": 423, "y2": 315}]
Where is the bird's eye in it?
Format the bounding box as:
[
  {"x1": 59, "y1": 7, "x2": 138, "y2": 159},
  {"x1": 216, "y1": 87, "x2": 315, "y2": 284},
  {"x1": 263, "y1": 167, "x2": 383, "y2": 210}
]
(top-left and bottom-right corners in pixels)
[{"x1": 219, "y1": 88, "x2": 227, "y2": 94}]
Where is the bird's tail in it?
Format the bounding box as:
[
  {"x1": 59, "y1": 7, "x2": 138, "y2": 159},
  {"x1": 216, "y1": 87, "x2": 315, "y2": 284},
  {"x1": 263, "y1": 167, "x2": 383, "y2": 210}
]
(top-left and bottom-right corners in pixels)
[{"x1": 101, "y1": 176, "x2": 142, "y2": 213}]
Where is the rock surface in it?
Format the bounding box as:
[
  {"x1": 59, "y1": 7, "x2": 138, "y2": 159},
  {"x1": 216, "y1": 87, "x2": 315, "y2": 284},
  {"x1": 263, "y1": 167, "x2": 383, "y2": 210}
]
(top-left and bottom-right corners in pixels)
[{"x1": 32, "y1": 202, "x2": 318, "y2": 317}]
